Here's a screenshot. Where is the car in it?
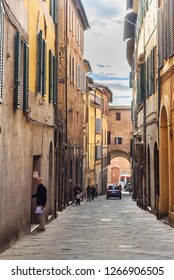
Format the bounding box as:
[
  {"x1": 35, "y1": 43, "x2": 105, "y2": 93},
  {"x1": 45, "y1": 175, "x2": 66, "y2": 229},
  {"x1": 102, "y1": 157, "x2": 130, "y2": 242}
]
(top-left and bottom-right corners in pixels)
[{"x1": 106, "y1": 185, "x2": 122, "y2": 199}]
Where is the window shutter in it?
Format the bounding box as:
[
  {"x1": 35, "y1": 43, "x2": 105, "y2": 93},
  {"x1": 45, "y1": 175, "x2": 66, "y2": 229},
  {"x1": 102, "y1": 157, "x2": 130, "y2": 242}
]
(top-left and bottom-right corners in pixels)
[
  {"x1": 53, "y1": 56, "x2": 57, "y2": 105},
  {"x1": 0, "y1": 5, "x2": 4, "y2": 103},
  {"x1": 49, "y1": 49, "x2": 53, "y2": 102},
  {"x1": 146, "y1": 0, "x2": 148, "y2": 11},
  {"x1": 81, "y1": 70, "x2": 86, "y2": 93},
  {"x1": 146, "y1": 57, "x2": 149, "y2": 97},
  {"x1": 148, "y1": 53, "x2": 152, "y2": 95},
  {"x1": 37, "y1": 30, "x2": 43, "y2": 92},
  {"x1": 168, "y1": 0, "x2": 174, "y2": 57},
  {"x1": 77, "y1": 64, "x2": 81, "y2": 90},
  {"x1": 23, "y1": 43, "x2": 29, "y2": 112},
  {"x1": 139, "y1": 63, "x2": 146, "y2": 102},
  {"x1": 53, "y1": 0, "x2": 58, "y2": 23},
  {"x1": 131, "y1": 100, "x2": 134, "y2": 121},
  {"x1": 151, "y1": 48, "x2": 155, "y2": 94},
  {"x1": 50, "y1": 0, "x2": 53, "y2": 15},
  {"x1": 163, "y1": 0, "x2": 167, "y2": 59},
  {"x1": 136, "y1": 75, "x2": 140, "y2": 106},
  {"x1": 72, "y1": 57, "x2": 74, "y2": 84},
  {"x1": 158, "y1": 7, "x2": 163, "y2": 68},
  {"x1": 129, "y1": 72, "x2": 133, "y2": 88},
  {"x1": 126, "y1": 0, "x2": 133, "y2": 10},
  {"x1": 42, "y1": 40, "x2": 47, "y2": 97},
  {"x1": 14, "y1": 32, "x2": 21, "y2": 109},
  {"x1": 96, "y1": 118, "x2": 102, "y2": 133}
]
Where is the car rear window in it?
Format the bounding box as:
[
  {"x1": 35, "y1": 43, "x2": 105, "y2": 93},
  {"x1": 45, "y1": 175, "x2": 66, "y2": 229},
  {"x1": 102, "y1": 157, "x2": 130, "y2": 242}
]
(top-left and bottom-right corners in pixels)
[{"x1": 108, "y1": 185, "x2": 119, "y2": 190}]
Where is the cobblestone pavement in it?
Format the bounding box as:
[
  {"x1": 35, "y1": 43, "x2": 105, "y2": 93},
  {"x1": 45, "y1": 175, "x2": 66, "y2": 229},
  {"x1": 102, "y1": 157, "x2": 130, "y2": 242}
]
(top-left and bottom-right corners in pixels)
[{"x1": 1, "y1": 193, "x2": 174, "y2": 260}]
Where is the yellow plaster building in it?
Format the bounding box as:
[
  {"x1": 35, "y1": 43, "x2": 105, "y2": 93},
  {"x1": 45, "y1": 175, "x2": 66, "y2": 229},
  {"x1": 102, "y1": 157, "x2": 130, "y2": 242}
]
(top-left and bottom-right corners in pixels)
[
  {"x1": 158, "y1": 0, "x2": 174, "y2": 225},
  {"x1": 0, "y1": 0, "x2": 58, "y2": 252}
]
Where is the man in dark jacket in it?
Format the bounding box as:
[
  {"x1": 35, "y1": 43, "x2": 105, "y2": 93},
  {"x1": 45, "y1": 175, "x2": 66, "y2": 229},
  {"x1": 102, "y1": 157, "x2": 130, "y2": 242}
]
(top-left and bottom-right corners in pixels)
[{"x1": 32, "y1": 177, "x2": 47, "y2": 231}]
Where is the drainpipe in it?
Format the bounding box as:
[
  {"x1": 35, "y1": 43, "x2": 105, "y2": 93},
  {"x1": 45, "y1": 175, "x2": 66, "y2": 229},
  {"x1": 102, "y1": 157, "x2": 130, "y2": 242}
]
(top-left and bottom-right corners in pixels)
[
  {"x1": 143, "y1": 99, "x2": 147, "y2": 210},
  {"x1": 55, "y1": 0, "x2": 59, "y2": 216},
  {"x1": 64, "y1": 0, "x2": 68, "y2": 208}
]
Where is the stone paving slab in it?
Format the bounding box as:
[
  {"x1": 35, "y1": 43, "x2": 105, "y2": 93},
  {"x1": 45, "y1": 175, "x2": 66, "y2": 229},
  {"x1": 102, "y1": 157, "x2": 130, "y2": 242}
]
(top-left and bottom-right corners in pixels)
[{"x1": 0, "y1": 194, "x2": 174, "y2": 260}]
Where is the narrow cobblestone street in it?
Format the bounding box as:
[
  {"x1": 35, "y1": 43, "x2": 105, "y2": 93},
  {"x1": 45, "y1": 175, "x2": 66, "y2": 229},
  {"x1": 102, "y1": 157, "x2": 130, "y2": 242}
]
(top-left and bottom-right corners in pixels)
[{"x1": 1, "y1": 193, "x2": 174, "y2": 260}]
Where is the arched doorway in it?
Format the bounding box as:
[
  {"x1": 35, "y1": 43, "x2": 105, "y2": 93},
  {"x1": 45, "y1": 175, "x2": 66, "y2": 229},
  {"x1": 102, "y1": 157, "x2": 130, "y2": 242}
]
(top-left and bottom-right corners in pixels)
[
  {"x1": 159, "y1": 106, "x2": 169, "y2": 217},
  {"x1": 108, "y1": 155, "x2": 131, "y2": 188}
]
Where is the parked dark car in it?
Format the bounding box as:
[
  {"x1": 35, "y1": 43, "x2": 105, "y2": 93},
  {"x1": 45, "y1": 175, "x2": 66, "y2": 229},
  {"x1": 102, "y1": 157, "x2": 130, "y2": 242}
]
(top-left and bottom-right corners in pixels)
[{"x1": 106, "y1": 185, "x2": 122, "y2": 199}]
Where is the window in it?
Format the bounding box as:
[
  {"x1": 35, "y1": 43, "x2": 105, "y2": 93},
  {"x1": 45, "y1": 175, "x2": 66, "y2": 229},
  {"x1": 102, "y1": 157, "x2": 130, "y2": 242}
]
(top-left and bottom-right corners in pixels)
[
  {"x1": 37, "y1": 30, "x2": 47, "y2": 97},
  {"x1": 69, "y1": 6, "x2": 74, "y2": 33},
  {"x1": 76, "y1": 64, "x2": 81, "y2": 90},
  {"x1": 76, "y1": 20, "x2": 79, "y2": 44},
  {"x1": 96, "y1": 118, "x2": 102, "y2": 133},
  {"x1": 81, "y1": 70, "x2": 86, "y2": 93},
  {"x1": 70, "y1": 55, "x2": 75, "y2": 84},
  {"x1": 14, "y1": 31, "x2": 29, "y2": 112},
  {"x1": 0, "y1": 4, "x2": 4, "y2": 103},
  {"x1": 116, "y1": 112, "x2": 121, "y2": 120},
  {"x1": 107, "y1": 131, "x2": 111, "y2": 145},
  {"x1": 50, "y1": 0, "x2": 57, "y2": 23},
  {"x1": 80, "y1": 32, "x2": 84, "y2": 53},
  {"x1": 49, "y1": 49, "x2": 56, "y2": 103},
  {"x1": 95, "y1": 146, "x2": 101, "y2": 160},
  {"x1": 115, "y1": 137, "x2": 122, "y2": 144}
]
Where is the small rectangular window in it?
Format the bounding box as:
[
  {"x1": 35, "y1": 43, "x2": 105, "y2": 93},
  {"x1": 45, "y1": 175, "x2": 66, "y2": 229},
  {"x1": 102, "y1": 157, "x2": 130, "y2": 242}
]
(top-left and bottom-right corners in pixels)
[
  {"x1": 116, "y1": 112, "x2": 121, "y2": 120},
  {"x1": 115, "y1": 137, "x2": 122, "y2": 144}
]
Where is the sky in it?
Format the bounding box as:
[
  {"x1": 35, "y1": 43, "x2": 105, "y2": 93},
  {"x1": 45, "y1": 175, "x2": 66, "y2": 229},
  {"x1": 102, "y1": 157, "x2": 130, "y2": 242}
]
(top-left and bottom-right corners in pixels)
[{"x1": 82, "y1": 0, "x2": 132, "y2": 106}]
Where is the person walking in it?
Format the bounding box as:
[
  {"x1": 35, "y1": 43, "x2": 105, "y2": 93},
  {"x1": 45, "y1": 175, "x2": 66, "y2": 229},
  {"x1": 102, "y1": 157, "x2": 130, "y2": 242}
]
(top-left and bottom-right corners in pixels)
[
  {"x1": 91, "y1": 184, "x2": 96, "y2": 200},
  {"x1": 86, "y1": 185, "x2": 91, "y2": 202},
  {"x1": 32, "y1": 177, "x2": 47, "y2": 232},
  {"x1": 73, "y1": 183, "x2": 82, "y2": 205}
]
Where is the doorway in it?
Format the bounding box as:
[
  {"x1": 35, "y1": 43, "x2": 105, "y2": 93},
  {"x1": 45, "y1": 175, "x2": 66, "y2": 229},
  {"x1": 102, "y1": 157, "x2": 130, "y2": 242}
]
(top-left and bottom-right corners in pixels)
[{"x1": 31, "y1": 155, "x2": 41, "y2": 224}]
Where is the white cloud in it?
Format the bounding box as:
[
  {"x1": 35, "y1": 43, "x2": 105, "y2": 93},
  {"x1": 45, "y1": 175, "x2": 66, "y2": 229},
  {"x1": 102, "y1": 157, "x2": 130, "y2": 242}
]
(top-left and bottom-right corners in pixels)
[{"x1": 83, "y1": 0, "x2": 132, "y2": 105}]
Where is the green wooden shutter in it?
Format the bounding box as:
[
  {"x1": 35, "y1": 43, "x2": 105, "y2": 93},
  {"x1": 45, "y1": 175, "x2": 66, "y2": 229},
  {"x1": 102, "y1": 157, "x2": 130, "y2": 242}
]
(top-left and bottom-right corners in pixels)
[
  {"x1": 146, "y1": 57, "x2": 149, "y2": 97},
  {"x1": 53, "y1": 0, "x2": 58, "y2": 23},
  {"x1": 49, "y1": 49, "x2": 53, "y2": 103},
  {"x1": 131, "y1": 100, "x2": 134, "y2": 121},
  {"x1": 23, "y1": 43, "x2": 29, "y2": 112},
  {"x1": 14, "y1": 32, "x2": 21, "y2": 109},
  {"x1": 127, "y1": 0, "x2": 133, "y2": 10},
  {"x1": 37, "y1": 30, "x2": 43, "y2": 92},
  {"x1": 42, "y1": 40, "x2": 47, "y2": 97},
  {"x1": 151, "y1": 48, "x2": 155, "y2": 94},
  {"x1": 149, "y1": 52, "x2": 152, "y2": 95},
  {"x1": 137, "y1": 75, "x2": 140, "y2": 107},
  {"x1": 53, "y1": 56, "x2": 57, "y2": 105},
  {"x1": 140, "y1": 62, "x2": 146, "y2": 102},
  {"x1": 129, "y1": 72, "x2": 133, "y2": 88},
  {"x1": 50, "y1": 0, "x2": 53, "y2": 15}
]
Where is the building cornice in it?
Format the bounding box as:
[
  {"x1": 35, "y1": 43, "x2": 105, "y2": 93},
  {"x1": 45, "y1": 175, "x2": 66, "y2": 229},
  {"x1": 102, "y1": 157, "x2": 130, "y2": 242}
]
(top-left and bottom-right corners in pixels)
[
  {"x1": 109, "y1": 105, "x2": 131, "y2": 110},
  {"x1": 72, "y1": 0, "x2": 90, "y2": 30}
]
